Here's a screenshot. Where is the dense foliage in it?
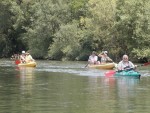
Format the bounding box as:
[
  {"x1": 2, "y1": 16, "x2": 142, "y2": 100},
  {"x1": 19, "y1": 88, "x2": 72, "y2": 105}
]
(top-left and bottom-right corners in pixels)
[{"x1": 0, "y1": 0, "x2": 150, "y2": 62}]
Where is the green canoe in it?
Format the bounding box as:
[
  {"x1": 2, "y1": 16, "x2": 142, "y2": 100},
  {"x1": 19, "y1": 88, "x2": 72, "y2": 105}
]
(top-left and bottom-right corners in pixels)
[{"x1": 115, "y1": 70, "x2": 141, "y2": 78}]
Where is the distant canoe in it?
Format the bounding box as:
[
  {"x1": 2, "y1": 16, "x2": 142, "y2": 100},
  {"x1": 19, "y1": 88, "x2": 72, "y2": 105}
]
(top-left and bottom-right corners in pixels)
[
  {"x1": 88, "y1": 63, "x2": 116, "y2": 69},
  {"x1": 18, "y1": 61, "x2": 37, "y2": 67}
]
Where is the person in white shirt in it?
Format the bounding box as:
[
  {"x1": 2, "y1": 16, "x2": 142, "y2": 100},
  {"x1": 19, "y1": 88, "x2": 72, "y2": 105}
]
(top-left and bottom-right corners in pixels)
[
  {"x1": 20, "y1": 51, "x2": 26, "y2": 63},
  {"x1": 88, "y1": 51, "x2": 100, "y2": 65},
  {"x1": 117, "y1": 54, "x2": 136, "y2": 71}
]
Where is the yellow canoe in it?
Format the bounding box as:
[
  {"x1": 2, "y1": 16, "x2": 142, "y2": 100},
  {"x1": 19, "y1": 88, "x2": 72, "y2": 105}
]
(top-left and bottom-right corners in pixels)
[
  {"x1": 18, "y1": 61, "x2": 37, "y2": 67},
  {"x1": 88, "y1": 63, "x2": 116, "y2": 69}
]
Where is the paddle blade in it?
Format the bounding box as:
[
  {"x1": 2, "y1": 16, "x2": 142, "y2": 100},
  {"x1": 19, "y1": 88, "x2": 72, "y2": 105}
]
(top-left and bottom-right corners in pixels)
[
  {"x1": 15, "y1": 60, "x2": 21, "y2": 65},
  {"x1": 143, "y1": 62, "x2": 150, "y2": 66},
  {"x1": 105, "y1": 70, "x2": 116, "y2": 77}
]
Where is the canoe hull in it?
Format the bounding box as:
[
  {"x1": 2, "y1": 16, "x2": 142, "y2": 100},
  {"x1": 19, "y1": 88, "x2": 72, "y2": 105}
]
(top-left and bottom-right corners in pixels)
[
  {"x1": 115, "y1": 70, "x2": 141, "y2": 78},
  {"x1": 88, "y1": 63, "x2": 116, "y2": 69},
  {"x1": 18, "y1": 62, "x2": 37, "y2": 67}
]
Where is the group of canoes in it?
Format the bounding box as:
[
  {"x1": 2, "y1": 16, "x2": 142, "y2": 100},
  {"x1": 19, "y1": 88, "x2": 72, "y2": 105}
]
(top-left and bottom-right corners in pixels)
[
  {"x1": 87, "y1": 51, "x2": 141, "y2": 78},
  {"x1": 88, "y1": 62, "x2": 141, "y2": 78},
  {"x1": 12, "y1": 50, "x2": 148, "y2": 78}
]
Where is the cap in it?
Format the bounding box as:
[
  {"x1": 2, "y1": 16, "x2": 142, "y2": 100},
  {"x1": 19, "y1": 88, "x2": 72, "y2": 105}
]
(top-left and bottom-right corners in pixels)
[
  {"x1": 22, "y1": 51, "x2": 25, "y2": 54},
  {"x1": 104, "y1": 51, "x2": 108, "y2": 54}
]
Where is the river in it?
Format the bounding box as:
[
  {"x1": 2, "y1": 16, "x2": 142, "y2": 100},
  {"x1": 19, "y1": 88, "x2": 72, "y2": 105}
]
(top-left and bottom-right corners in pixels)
[{"x1": 0, "y1": 59, "x2": 150, "y2": 113}]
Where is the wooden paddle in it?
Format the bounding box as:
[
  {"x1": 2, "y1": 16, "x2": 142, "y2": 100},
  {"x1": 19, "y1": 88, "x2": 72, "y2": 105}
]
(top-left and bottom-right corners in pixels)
[
  {"x1": 85, "y1": 63, "x2": 89, "y2": 68},
  {"x1": 105, "y1": 62, "x2": 150, "y2": 77}
]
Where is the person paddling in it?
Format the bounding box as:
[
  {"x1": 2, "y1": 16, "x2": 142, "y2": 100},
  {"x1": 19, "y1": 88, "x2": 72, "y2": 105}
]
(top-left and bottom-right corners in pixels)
[
  {"x1": 117, "y1": 54, "x2": 136, "y2": 71},
  {"x1": 20, "y1": 51, "x2": 26, "y2": 63},
  {"x1": 98, "y1": 51, "x2": 113, "y2": 63},
  {"x1": 88, "y1": 51, "x2": 100, "y2": 65},
  {"x1": 25, "y1": 51, "x2": 35, "y2": 63}
]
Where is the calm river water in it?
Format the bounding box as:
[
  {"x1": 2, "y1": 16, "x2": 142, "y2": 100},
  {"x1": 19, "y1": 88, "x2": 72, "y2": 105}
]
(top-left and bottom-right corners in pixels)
[{"x1": 0, "y1": 59, "x2": 150, "y2": 113}]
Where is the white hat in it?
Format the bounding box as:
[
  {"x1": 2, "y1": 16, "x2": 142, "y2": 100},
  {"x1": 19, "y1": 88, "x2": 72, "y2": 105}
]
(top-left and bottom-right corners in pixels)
[
  {"x1": 102, "y1": 51, "x2": 108, "y2": 54},
  {"x1": 104, "y1": 51, "x2": 108, "y2": 54},
  {"x1": 22, "y1": 51, "x2": 25, "y2": 54}
]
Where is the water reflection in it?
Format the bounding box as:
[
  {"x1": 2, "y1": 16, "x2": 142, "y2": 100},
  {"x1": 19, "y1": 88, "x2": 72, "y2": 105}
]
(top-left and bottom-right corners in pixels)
[
  {"x1": 116, "y1": 77, "x2": 140, "y2": 96},
  {"x1": 16, "y1": 66, "x2": 36, "y2": 112},
  {"x1": 1, "y1": 59, "x2": 150, "y2": 113},
  {"x1": 100, "y1": 76, "x2": 141, "y2": 112},
  {"x1": 16, "y1": 66, "x2": 35, "y2": 95},
  {"x1": 104, "y1": 76, "x2": 140, "y2": 95}
]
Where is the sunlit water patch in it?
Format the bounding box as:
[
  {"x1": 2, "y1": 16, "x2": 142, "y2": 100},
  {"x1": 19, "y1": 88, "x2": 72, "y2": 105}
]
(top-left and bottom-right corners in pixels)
[
  {"x1": 36, "y1": 66, "x2": 106, "y2": 77},
  {"x1": 35, "y1": 61, "x2": 106, "y2": 77}
]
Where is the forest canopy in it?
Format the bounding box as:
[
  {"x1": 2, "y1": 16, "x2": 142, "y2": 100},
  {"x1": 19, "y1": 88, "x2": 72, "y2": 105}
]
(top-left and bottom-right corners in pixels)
[{"x1": 0, "y1": 0, "x2": 150, "y2": 62}]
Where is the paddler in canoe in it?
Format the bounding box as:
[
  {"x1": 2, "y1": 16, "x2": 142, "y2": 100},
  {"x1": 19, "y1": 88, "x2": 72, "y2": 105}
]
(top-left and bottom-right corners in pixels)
[
  {"x1": 114, "y1": 54, "x2": 140, "y2": 77},
  {"x1": 17, "y1": 51, "x2": 36, "y2": 67},
  {"x1": 87, "y1": 51, "x2": 115, "y2": 69},
  {"x1": 98, "y1": 51, "x2": 113, "y2": 63},
  {"x1": 20, "y1": 51, "x2": 26, "y2": 63},
  {"x1": 88, "y1": 51, "x2": 100, "y2": 65},
  {"x1": 117, "y1": 54, "x2": 137, "y2": 71},
  {"x1": 12, "y1": 50, "x2": 36, "y2": 66},
  {"x1": 24, "y1": 51, "x2": 35, "y2": 63},
  {"x1": 19, "y1": 50, "x2": 35, "y2": 63},
  {"x1": 11, "y1": 51, "x2": 25, "y2": 64}
]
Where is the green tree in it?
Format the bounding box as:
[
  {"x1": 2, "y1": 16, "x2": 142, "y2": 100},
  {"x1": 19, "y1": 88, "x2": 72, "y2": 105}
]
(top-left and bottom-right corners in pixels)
[
  {"x1": 114, "y1": 0, "x2": 150, "y2": 61},
  {"x1": 69, "y1": 0, "x2": 88, "y2": 19},
  {"x1": 0, "y1": 0, "x2": 25, "y2": 57},
  {"x1": 49, "y1": 21, "x2": 82, "y2": 60},
  {"x1": 84, "y1": 0, "x2": 117, "y2": 58},
  {"x1": 22, "y1": 0, "x2": 71, "y2": 58}
]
